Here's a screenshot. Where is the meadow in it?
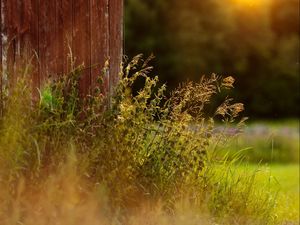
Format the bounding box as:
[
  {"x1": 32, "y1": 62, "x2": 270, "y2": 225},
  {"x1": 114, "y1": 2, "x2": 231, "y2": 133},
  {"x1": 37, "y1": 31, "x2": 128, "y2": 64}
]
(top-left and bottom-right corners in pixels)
[
  {"x1": 235, "y1": 163, "x2": 299, "y2": 223},
  {"x1": 221, "y1": 120, "x2": 299, "y2": 224},
  {"x1": 0, "y1": 56, "x2": 299, "y2": 225},
  {"x1": 216, "y1": 120, "x2": 299, "y2": 163}
]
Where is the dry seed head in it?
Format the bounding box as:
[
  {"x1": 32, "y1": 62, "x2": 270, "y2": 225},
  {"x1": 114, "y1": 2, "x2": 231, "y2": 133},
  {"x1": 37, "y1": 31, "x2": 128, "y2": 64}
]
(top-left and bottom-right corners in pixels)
[
  {"x1": 216, "y1": 105, "x2": 227, "y2": 117},
  {"x1": 230, "y1": 103, "x2": 244, "y2": 117},
  {"x1": 222, "y1": 76, "x2": 235, "y2": 89}
]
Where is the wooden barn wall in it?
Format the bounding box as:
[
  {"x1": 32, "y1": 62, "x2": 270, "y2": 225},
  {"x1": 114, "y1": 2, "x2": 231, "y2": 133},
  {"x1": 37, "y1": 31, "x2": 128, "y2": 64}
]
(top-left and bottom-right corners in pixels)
[{"x1": 0, "y1": 0, "x2": 123, "y2": 98}]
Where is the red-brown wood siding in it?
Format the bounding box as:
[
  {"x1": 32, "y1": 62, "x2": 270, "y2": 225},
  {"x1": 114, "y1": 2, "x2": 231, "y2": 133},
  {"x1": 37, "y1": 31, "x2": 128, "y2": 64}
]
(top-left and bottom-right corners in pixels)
[{"x1": 0, "y1": 0, "x2": 123, "y2": 99}]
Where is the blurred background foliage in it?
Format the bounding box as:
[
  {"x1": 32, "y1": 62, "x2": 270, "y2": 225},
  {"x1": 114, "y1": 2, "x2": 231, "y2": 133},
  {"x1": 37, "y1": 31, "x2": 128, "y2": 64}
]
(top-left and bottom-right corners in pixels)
[{"x1": 125, "y1": 0, "x2": 299, "y2": 119}]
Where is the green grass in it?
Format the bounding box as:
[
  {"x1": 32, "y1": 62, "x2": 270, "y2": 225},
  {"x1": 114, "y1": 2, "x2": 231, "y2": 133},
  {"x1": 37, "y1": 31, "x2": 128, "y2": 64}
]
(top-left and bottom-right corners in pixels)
[
  {"x1": 236, "y1": 163, "x2": 299, "y2": 224},
  {"x1": 216, "y1": 120, "x2": 299, "y2": 163},
  {"x1": 264, "y1": 164, "x2": 299, "y2": 223}
]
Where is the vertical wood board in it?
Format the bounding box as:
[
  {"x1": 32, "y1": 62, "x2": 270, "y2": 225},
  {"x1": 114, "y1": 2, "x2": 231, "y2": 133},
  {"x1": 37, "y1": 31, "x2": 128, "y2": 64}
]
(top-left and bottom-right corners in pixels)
[{"x1": 0, "y1": 0, "x2": 123, "y2": 97}]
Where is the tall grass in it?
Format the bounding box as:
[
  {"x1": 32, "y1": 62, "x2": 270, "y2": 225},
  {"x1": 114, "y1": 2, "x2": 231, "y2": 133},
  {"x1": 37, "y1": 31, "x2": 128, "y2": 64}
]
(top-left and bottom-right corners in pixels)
[{"x1": 0, "y1": 55, "x2": 284, "y2": 224}]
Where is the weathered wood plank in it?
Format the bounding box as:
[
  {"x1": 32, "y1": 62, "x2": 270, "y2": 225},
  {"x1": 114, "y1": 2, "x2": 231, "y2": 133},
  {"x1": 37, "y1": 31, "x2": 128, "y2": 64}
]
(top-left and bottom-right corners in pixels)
[
  {"x1": 39, "y1": 1, "x2": 57, "y2": 83},
  {"x1": 1, "y1": 0, "x2": 8, "y2": 83},
  {"x1": 0, "y1": 0, "x2": 2, "y2": 115},
  {"x1": 57, "y1": 0, "x2": 73, "y2": 75},
  {"x1": 7, "y1": 0, "x2": 32, "y2": 80},
  {"x1": 73, "y1": 0, "x2": 91, "y2": 96},
  {"x1": 5, "y1": 0, "x2": 20, "y2": 85},
  {"x1": 90, "y1": 0, "x2": 109, "y2": 93},
  {"x1": 1, "y1": 0, "x2": 123, "y2": 98},
  {"x1": 24, "y1": 0, "x2": 39, "y2": 97},
  {"x1": 109, "y1": 0, "x2": 123, "y2": 94},
  {"x1": 20, "y1": 0, "x2": 35, "y2": 58}
]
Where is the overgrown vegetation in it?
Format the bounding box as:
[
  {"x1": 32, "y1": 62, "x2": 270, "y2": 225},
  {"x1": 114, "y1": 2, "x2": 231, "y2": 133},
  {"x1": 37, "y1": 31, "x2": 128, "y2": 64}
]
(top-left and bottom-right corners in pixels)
[{"x1": 0, "y1": 56, "x2": 293, "y2": 224}]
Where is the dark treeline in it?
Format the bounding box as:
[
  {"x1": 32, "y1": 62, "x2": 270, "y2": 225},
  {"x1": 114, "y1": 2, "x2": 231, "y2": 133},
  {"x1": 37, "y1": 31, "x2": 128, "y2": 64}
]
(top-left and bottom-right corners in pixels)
[{"x1": 125, "y1": 0, "x2": 299, "y2": 118}]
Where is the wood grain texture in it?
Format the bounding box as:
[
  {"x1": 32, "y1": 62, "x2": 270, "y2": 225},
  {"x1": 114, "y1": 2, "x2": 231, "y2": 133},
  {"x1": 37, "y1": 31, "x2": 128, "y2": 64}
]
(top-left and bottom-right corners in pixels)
[
  {"x1": 0, "y1": 0, "x2": 2, "y2": 115},
  {"x1": 5, "y1": 0, "x2": 19, "y2": 85},
  {"x1": 90, "y1": 0, "x2": 109, "y2": 93},
  {"x1": 39, "y1": 1, "x2": 58, "y2": 82},
  {"x1": 109, "y1": 0, "x2": 123, "y2": 94},
  {"x1": 0, "y1": 0, "x2": 123, "y2": 97},
  {"x1": 57, "y1": 0, "x2": 73, "y2": 75},
  {"x1": 26, "y1": 0, "x2": 39, "y2": 97},
  {"x1": 73, "y1": 0, "x2": 91, "y2": 96}
]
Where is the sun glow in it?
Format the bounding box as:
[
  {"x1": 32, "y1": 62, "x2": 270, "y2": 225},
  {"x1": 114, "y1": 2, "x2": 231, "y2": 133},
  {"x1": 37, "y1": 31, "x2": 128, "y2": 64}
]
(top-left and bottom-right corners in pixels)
[{"x1": 233, "y1": 0, "x2": 265, "y2": 7}]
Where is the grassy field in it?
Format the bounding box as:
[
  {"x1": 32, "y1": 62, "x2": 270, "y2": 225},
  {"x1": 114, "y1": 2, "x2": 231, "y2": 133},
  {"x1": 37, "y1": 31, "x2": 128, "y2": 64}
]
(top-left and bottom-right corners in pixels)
[
  {"x1": 231, "y1": 120, "x2": 299, "y2": 224},
  {"x1": 270, "y1": 164, "x2": 299, "y2": 222},
  {"x1": 236, "y1": 164, "x2": 299, "y2": 223},
  {"x1": 216, "y1": 120, "x2": 299, "y2": 224},
  {"x1": 215, "y1": 119, "x2": 299, "y2": 163}
]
